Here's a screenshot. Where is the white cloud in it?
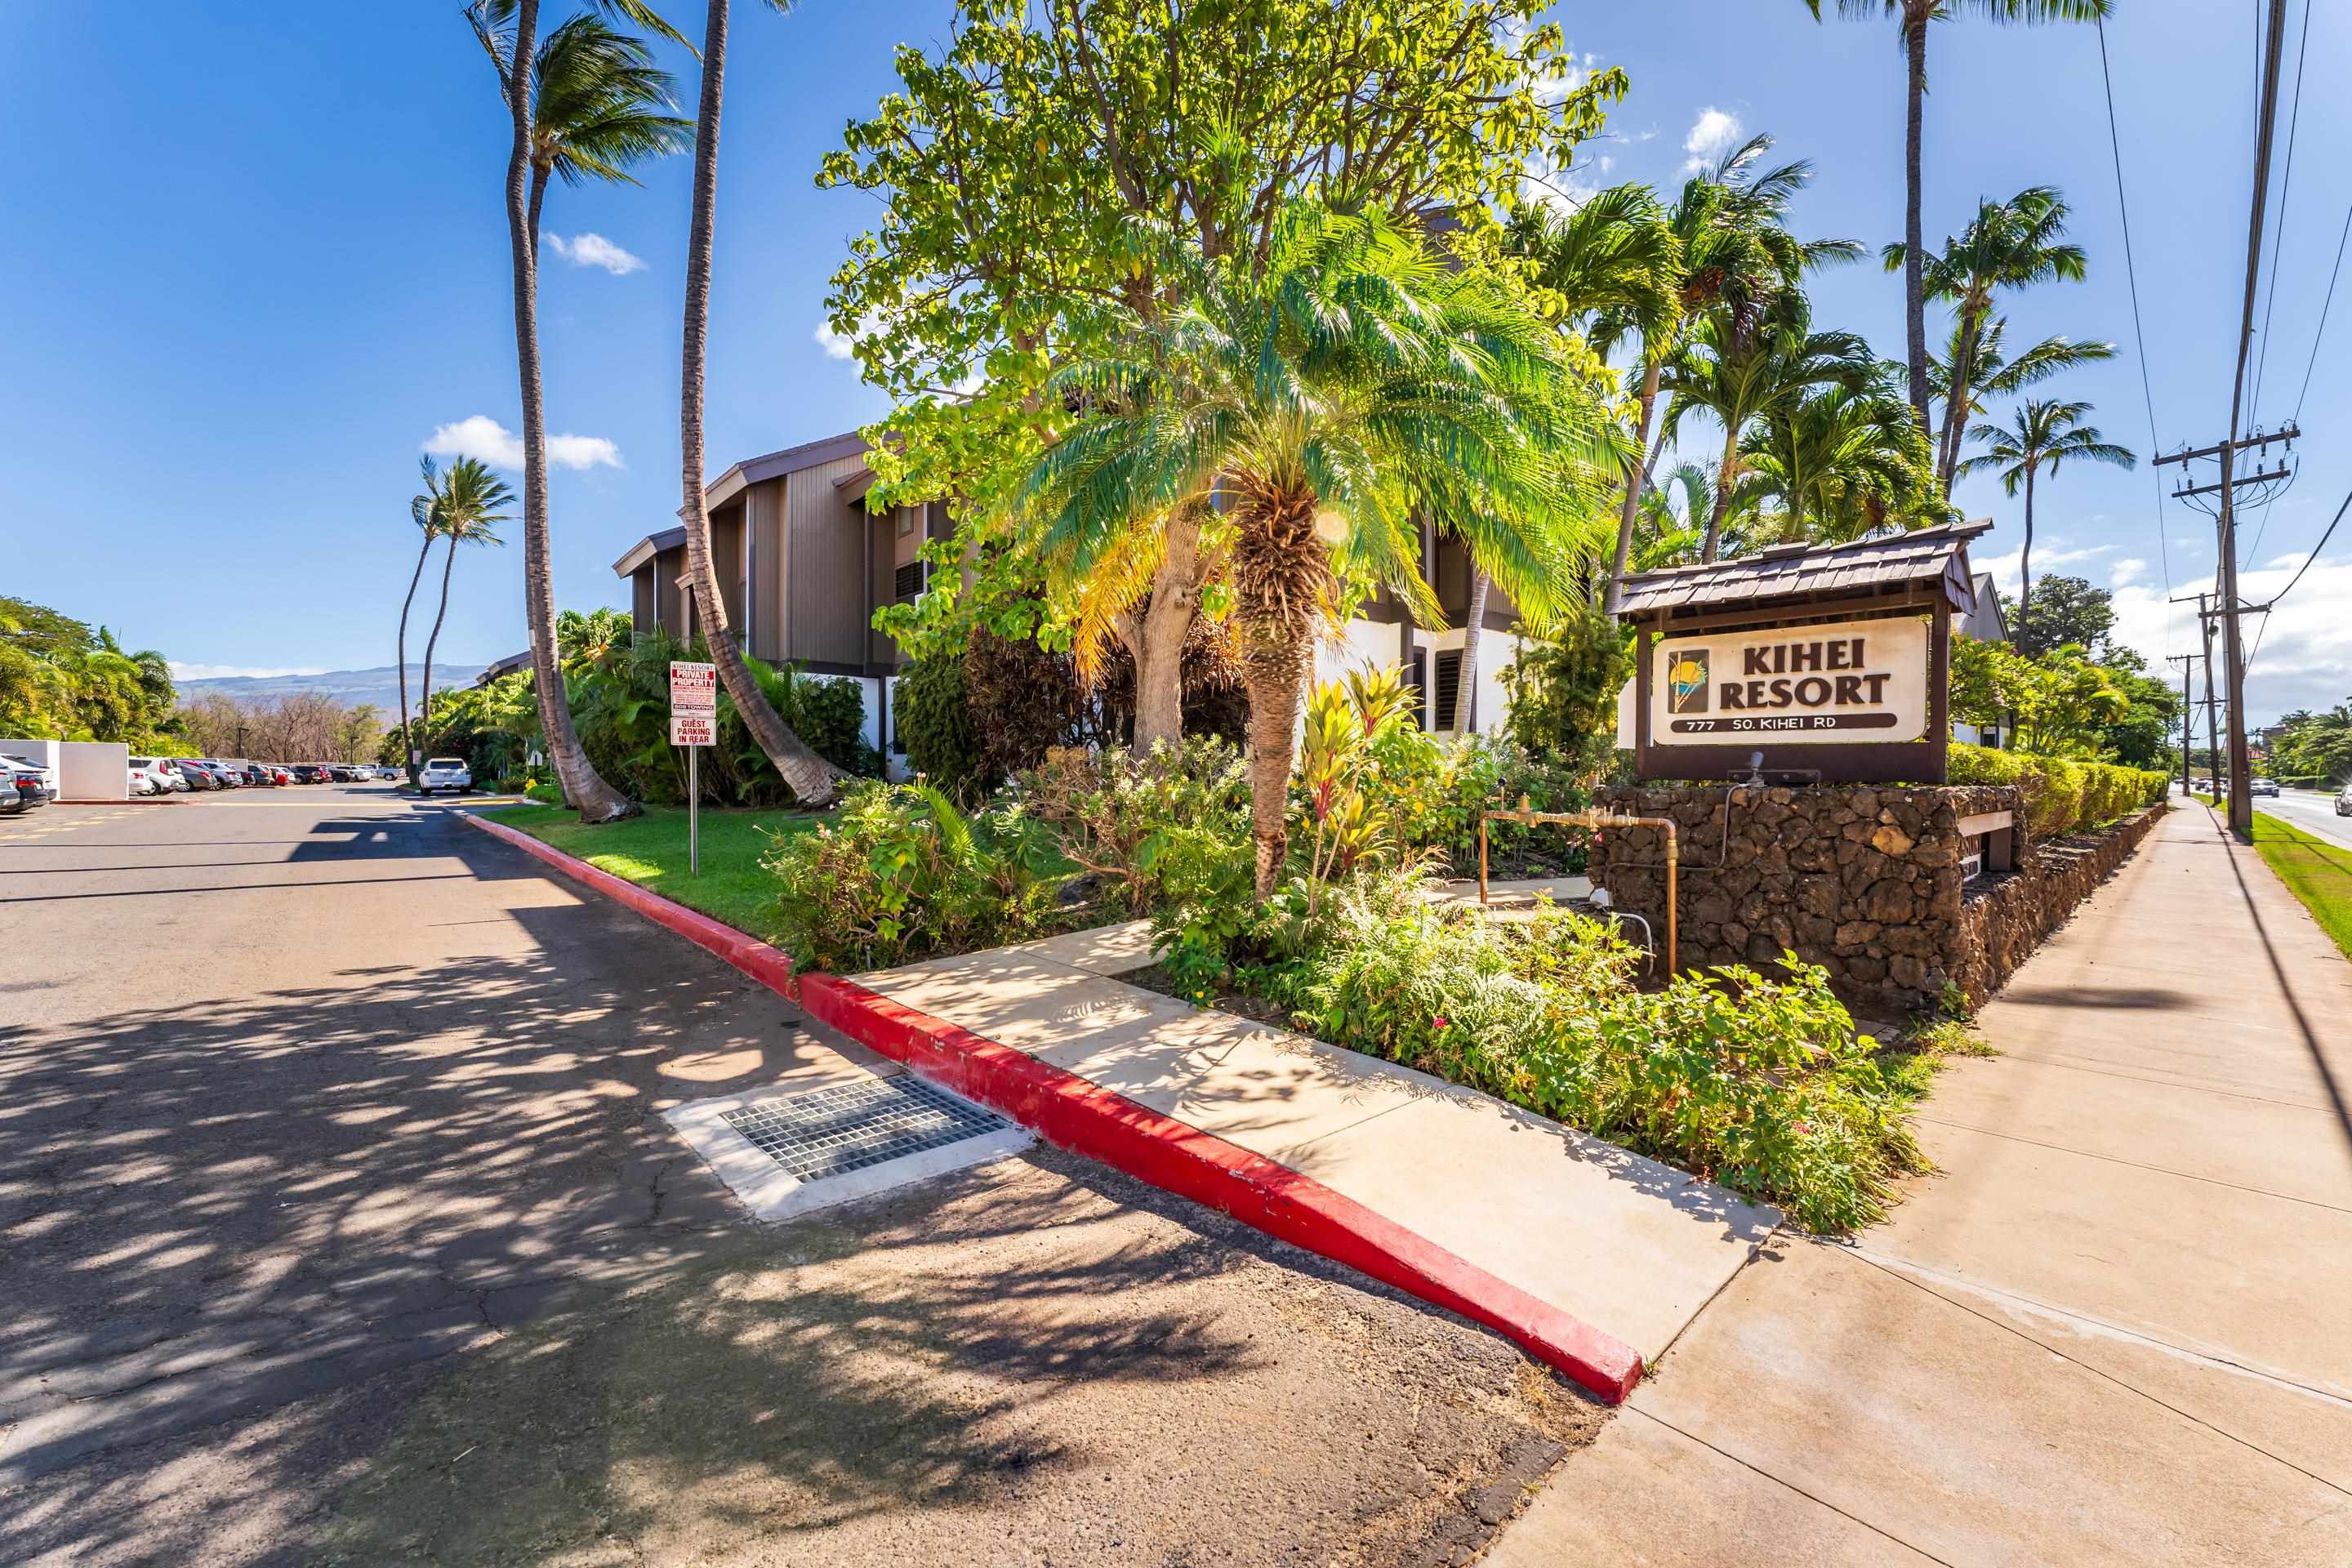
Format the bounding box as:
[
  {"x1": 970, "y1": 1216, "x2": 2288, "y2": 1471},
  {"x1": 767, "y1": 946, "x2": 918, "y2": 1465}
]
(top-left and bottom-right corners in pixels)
[
  {"x1": 2110, "y1": 555, "x2": 2352, "y2": 720},
  {"x1": 2109, "y1": 557, "x2": 2148, "y2": 588},
  {"x1": 1682, "y1": 107, "x2": 1742, "y2": 172},
  {"x1": 424, "y1": 415, "x2": 621, "y2": 472},
  {"x1": 1973, "y1": 537, "x2": 2114, "y2": 598},
  {"x1": 170, "y1": 662, "x2": 329, "y2": 681},
  {"x1": 815, "y1": 319, "x2": 858, "y2": 360},
  {"x1": 544, "y1": 232, "x2": 645, "y2": 275}
]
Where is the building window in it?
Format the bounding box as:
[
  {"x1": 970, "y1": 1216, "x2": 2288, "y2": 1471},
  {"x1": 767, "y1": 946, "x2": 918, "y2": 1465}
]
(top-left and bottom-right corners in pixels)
[
  {"x1": 1433, "y1": 649, "x2": 1463, "y2": 731},
  {"x1": 893, "y1": 561, "x2": 924, "y2": 601},
  {"x1": 897, "y1": 507, "x2": 915, "y2": 537}
]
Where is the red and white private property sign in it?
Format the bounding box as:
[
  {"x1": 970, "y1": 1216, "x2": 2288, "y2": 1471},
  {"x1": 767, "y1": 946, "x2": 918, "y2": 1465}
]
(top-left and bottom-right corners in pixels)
[{"x1": 670, "y1": 661, "x2": 717, "y2": 747}]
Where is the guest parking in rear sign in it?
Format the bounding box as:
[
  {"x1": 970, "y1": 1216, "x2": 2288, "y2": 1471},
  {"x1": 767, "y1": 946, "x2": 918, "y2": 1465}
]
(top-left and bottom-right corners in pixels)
[{"x1": 1650, "y1": 617, "x2": 1929, "y2": 746}]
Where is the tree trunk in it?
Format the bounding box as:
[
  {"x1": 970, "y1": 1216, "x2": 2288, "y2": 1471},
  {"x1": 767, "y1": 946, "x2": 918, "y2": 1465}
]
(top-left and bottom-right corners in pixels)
[
  {"x1": 396, "y1": 532, "x2": 431, "y2": 788},
  {"x1": 1903, "y1": 11, "x2": 1931, "y2": 434},
  {"x1": 677, "y1": 0, "x2": 847, "y2": 807},
  {"x1": 1936, "y1": 302, "x2": 1981, "y2": 494},
  {"x1": 1459, "y1": 566, "x2": 1490, "y2": 733},
  {"x1": 501, "y1": 0, "x2": 638, "y2": 823},
  {"x1": 419, "y1": 536, "x2": 457, "y2": 746},
  {"x1": 1702, "y1": 424, "x2": 1741, "y2": 564},
  {"x1": 1240, "y1": 626, "x2": 1312, "y2": 898},
  {"x1": 1604, "y1": 354, "x2": 1662, "y2": 614},
  {"x1": 2020, "y1": 464, "x2": 2036, "y2": 624},
  {"x1": 528, "y1": 163, "x2": 547, "y2": 265},
  {"x1": 1129, "y1": 506, "x2": 1205, "y2": 752}
]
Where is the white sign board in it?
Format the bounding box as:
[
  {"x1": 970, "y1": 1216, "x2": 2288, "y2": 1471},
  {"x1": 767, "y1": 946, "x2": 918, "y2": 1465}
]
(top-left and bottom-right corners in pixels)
[
  {"x1": 670, "y1": 712, "x2": 716, "y2": 747},
  {"x1": 1650, "y1": 616, "x2": 1930, "y2": 746},
  {"x1": 669, "y1": 661, "x2": 717, "y2": 715}
]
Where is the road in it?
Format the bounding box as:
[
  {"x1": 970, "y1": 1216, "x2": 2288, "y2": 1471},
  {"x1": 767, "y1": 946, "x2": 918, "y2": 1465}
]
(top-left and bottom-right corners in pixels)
[
  {"x1": 2265, "y1": 784, "x2": 2352, "y2": 853},
  {"x1": 0, "y1": 786, "x2": 1593, "y2": 1566}
]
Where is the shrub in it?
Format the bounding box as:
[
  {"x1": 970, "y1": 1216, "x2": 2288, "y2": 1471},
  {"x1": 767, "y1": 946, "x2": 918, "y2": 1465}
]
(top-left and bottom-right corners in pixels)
[
  {"x1": 1500, "y1": 610, "x2": 1632, "y2": 773},
  {"x1": 895, "y1": 654, "x2": 990, "y2": 802},
  {"x1": 1016, "y1": 737, "x2": 1252, "y2": 917},
  {"x1": 1254, "y1": 883, "x2": 1927, "y2": 1232},
  {"x1": 1947, "y1": 742, "x2": 2167, "y2": 840},
  {"x1": 765, "y1": 781, "x2": 1065, "y2": 970}
]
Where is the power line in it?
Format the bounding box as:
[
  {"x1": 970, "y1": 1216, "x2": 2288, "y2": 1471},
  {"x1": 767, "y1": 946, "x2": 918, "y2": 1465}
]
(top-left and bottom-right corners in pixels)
[
  {"x1": 2247, "y1": 0, "x2": 2310, "y2": 432},
  {"x1": 2244, "y1": 479, "x2": 2350, "y2": 674},
  {"x1": 2092, "y1": 14, "x2": 2172, "y2": 644}
]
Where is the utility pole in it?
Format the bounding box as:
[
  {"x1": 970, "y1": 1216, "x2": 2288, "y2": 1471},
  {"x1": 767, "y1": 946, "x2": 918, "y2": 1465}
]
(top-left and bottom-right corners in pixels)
[
  {"x1": 2165, "y1": 653, "x2": 2196, "y2": 797},
  {"x1": 2162, "y1": 433, "x2": 2295, "y2": 830}
]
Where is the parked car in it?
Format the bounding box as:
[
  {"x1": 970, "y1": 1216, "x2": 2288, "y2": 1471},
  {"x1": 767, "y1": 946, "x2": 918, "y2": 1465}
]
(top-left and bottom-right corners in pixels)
[
  {"x1": 286, "y1": 764, "x2": 326, "y2": 784},
  {"x1": 2, "y1": 757, "x2": 54, "y2": 811},
  {"x1": 3, "y1": 753, "x2": 57, "y2": 805},
  {"x1": 268, "y1": 765, "x2": 295, "y2": 786},
  {"x1": 417, "y1": 757, "x2": 472, "y2": 794},
  {"x1": 2250, "y1": 777, "x2": 2281, "y2": 798},
  {"x1": 198, "y1": 759, "x2": 243, "y2": 788},
  {"x1": 173, "y1": 759, "x2": 229, "y2": 791},
  {"x1": 2336, "y1": 786, "x2": 2352, "y2": 817},
  {"x1": 127, "y1": 757, "x2": 170, "y2": 795}
]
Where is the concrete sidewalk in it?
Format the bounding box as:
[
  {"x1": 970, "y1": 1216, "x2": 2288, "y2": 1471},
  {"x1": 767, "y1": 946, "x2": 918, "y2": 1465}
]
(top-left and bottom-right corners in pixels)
[
  {"x1": 853, "y1": 921, "x2": 1778, "y2": 1370},
  {"x1": 1487, "y1": 800, "x2": 2352, "y2": 1566}
]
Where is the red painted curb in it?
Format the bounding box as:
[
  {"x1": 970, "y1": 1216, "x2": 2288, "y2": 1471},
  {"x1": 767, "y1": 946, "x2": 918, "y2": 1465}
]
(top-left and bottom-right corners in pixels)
[{"x1": 461, "y1": 810, "x2": 1645, "y2": 1404}]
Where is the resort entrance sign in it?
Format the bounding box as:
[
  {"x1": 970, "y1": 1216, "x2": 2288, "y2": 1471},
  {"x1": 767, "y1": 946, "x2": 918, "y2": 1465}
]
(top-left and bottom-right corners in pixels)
[
  {"x1": 1651, "y1": 617, "x2": 1929, "y2": 744},
  {"x1": 1611, "y1": 521, "x2": 1993, "y2": 785}
]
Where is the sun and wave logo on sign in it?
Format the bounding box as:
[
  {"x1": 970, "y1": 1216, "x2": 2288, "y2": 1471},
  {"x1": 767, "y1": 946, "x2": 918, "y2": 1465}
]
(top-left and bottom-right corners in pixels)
[{"x1": 1666, "y1": 650, "x2": 1710, "y2": 715}]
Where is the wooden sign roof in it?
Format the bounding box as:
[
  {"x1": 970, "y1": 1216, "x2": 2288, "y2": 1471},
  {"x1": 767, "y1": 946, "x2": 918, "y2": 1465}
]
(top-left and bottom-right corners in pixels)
[{"x1": 1614, "y1": 519, "x2": 1995, "y2": 620}]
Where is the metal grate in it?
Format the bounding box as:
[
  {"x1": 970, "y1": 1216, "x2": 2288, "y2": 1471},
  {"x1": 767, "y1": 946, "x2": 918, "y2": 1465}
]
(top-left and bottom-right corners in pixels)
[{"x1": 720, "y1": 1076, "x2": 1010, "y2": 1183}]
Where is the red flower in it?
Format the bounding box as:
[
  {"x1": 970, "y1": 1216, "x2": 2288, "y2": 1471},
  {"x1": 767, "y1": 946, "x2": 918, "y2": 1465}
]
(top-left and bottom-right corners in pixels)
[{"x1": 1432, "y1": 1016, "x2": 1450, "y2": 1030}]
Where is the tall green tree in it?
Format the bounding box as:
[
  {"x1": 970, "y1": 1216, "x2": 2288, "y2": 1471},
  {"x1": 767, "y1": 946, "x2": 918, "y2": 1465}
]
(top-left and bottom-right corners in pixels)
[
  {"x1": 1803, "y1": 1, "x2": 2112, "y2": 431},
  {"x1": 1743, "y1": 376, "x2": 1944, "y2": 542},
  {"x1": 821, "y1": 0, "x2": 1624, "y2": 750},
  {"x1": 525, "y1": 13, "x2": 693, "y2": 252},
  {"x1": 675, "y1": 0, "x2": 849, "y2": 804},
  {"x1": 1955, "y1": 398, "x2": 2133, "y2": 620},
  {"x1": 2002, "y1": 572, "x2": 2116, "y2": 657},
  {"x1": 468, "y1": 0, "x2": 684, "y2": 823},
  {"x1": 1931, "y1": 314, "x2": 2116, "y2": 454},
  {"x1": 397, "y1": 460, "x2": 448, "y2": 784},
  {"x1": 1886, "y1": 185, "x2": 2087, "y2": 492},
  {"x1": 1660, "y1": 301, "x2": 1874, "y2": 561},
  {"x1": 414, "y1": 457, "x2": 514, "y2": 746},
  {"x1": 1019, "y1": 206, "x2": 1614, "y2": 895}
]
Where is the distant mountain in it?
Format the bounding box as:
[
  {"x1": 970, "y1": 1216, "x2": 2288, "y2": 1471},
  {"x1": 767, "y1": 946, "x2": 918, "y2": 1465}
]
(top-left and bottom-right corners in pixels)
[{"x1": 176, "y1": 664, "x2": 492, "y2": 710}]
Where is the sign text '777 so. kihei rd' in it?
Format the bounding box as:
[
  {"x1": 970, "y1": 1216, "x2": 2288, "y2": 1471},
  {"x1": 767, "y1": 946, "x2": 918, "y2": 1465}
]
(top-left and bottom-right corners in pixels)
[{"x1": 1651, "y1": 617, "x2": 1929, "y2": 746}]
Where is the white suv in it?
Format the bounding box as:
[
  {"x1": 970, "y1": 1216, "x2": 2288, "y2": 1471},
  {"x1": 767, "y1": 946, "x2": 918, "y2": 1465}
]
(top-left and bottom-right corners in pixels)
[{"x1": 418, "y1": 757, "x2": 472, "y2": 795}]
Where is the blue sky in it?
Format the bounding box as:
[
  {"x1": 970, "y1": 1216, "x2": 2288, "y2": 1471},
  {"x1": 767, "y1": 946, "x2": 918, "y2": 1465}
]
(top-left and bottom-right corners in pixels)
[{"x1": 6, "y1": 1, "x2": 2349, "y2": 721}]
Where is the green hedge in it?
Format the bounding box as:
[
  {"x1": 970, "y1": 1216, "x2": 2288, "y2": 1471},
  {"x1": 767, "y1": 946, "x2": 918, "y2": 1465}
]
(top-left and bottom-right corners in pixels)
[{"x1": 1946, "y1": 742, "x2": 2168, "y2": 840}]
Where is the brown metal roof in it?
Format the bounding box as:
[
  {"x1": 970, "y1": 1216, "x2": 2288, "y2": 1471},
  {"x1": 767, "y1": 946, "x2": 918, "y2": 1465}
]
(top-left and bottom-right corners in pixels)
[{"x1": 1613, "y1": 519, "x2": 1994, "y2": 618}]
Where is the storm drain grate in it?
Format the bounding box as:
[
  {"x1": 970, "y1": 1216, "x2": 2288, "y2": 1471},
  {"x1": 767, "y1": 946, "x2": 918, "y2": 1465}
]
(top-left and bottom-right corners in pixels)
[{"x1": 719, "y1": 1075, "x2": 1012, "y2": 1183}]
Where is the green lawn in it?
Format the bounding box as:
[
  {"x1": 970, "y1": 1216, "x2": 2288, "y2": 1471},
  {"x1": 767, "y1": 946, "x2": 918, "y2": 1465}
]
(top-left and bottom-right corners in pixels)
[
  {"x1": 486, "y1": 804, "x2": 818, "y2": 942},
  {"x1": 2249, "y1": 812, "x2": 2352, "y2": 962}
]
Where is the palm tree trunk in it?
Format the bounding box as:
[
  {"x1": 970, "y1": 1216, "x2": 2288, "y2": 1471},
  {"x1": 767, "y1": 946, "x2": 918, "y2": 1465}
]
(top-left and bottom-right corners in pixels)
[
  {"x1": 1703, "y1": 425, "x2": 1741, "y2": 564},
  {"x1": 501, "y1": 0, "x2": 638, "y2": 823},
  {"x1": 1131, "y1": 506, "x2": 1204, "y2": 751},
  {"x1": 420, "y1": 536, "x2": 457, "y2": 746},
  {"x1": 677, "y1": 0, "x2": 847, "y2": 807},
  {"x1": 396, "y1": 533, "x2": 431, "y2": 788},
  {"x1": 1604, "y1": 354, "x2": 1663, "y2": 614},
  {"x1": 528, "y1": 163, "x2": 548, "y2": 265},
  {"x1": 1936, "y1": 304, "x2": 1981, "y2": 493},
  {"x1": 1903, "y1": 9, "x2": 1931, "y2": 434},
  {"x1": 1459, "y1": 567, "x2": 1490, "y2": 733},
  {"x1": 1241, "y1": 626, "x2": 1312, "y2": 898},
  {"x1": 2020, "y1": 464, "x2": 2036, "y2": 623}
]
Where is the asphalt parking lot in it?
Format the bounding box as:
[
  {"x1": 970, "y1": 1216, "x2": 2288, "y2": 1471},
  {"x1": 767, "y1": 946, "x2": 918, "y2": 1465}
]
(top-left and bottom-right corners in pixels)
[{"x1": 1, "y1": 789, "x2": 1597, "y2": 1566}]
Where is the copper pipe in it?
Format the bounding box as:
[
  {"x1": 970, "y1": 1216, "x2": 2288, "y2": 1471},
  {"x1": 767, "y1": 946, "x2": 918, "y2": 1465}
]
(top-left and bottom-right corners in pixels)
[{"x1": 1477, "y1": 798, "x2": 1679, "y2": 973}]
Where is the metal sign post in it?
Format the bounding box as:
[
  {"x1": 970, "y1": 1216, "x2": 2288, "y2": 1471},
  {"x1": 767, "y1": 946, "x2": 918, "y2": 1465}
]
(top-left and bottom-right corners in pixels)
[{"x1": 669, "y1": 662, "x2": 717, "y2": 877}]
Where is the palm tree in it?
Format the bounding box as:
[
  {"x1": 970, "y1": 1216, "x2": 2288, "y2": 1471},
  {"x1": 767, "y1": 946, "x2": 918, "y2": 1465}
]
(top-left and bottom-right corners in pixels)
[
  {"x1": 1932, "y1": 314, "x2": 2116, "y2": 442},
  {"x1": 1019, "y1": 207, "x2": 1614, "y2": 896},
  {"x1": 1497, "y1": 184, "x2": 1677, "y2": 722},
  {"x1": 467, "y1": 0, "x2": 682, "y2": 824},
  {"x1": 1886, "y1": 185, "x2": 2087, "y2": 492},
  {"x1": 396, "y1": 459, "x2": 446, "y2": 787},
  {"x1": 416, "y1": 457, "x2": 514, "y2": 746},
  {"x1": 1595, "y1": 135, "x2": 1856, "y2": 608},
  {"x1": 1660, "y1": 301, "x2": 1874, "y2": 561},
  {"x1": 1804, "y1": 1, "x2": 2111, "y2": 430},
  {"x1": 1744, "y1": 378, "x2": 1944, "y2": 543},
  {"x1": 673, "y1": 0, "x2": 845, "y2": 804},
  {"x1": 1955, "y1": 399, "x2": 2134, "y2": 619},
  {"x1": 527, "y1": 14, "x2": 693, "y2": 256}
]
